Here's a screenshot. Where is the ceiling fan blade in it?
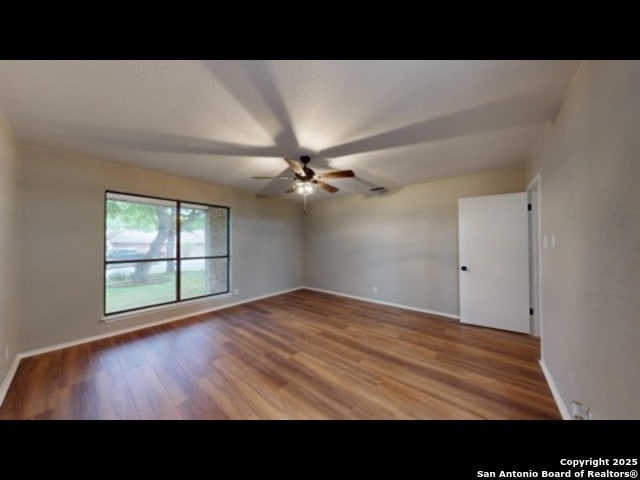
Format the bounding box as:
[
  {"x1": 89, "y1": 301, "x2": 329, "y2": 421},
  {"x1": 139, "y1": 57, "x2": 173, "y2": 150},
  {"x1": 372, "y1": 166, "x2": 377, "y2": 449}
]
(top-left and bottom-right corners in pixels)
[
  {"x1": 252, "y1": 176, "x2": 293, "y2": 180},
  {"x1": 284, "y1": 158, "x2": 305, "y2": 176},
  {"x1": 314, "y1": 181, "x2": 339, "y2": 194},
  {"x1": 318, "y1": 169, "x2": 355, "y2": 179}
]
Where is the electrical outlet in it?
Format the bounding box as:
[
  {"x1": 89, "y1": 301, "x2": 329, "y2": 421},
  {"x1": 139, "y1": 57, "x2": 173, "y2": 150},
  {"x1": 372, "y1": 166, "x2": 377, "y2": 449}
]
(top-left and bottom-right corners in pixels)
[
  {"x1": 372, "y1": 286, "x2": 378, "y2": 294},
  {"x1": 234, "y1": 288, "x2": 239, "y2": 296},
  {"x1": 571, "y1": 401, "x2": 588, "y2": 420}
]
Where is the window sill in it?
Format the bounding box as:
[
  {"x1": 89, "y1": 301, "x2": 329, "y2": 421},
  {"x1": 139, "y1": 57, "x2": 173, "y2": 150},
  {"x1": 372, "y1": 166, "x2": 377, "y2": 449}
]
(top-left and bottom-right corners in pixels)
[{"x1": 100, "y1": 293, "x2": 233, "y2": 324}]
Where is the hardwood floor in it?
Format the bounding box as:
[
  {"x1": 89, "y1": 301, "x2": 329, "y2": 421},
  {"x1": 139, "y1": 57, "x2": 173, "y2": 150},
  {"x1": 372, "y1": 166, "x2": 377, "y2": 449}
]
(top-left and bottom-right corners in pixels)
[{"x1": 0, "y1": 289, "x2": 560, "y2": 419}]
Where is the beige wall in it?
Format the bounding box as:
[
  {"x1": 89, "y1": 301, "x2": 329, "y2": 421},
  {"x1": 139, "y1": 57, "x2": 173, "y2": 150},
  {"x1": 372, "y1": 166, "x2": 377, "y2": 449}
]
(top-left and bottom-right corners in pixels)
[
  {"x1": 527, "y1": 61, "x2": 640, "y2": 419},
  {"x1": 0, "y1": 116, "x2": 20, "y2": 389},
  {"x1": 304, "y1": 167, "x2": 525, "y2": 316},
  {"x1": 18, "y1": 146, "x2": 304, "y2": 351}
]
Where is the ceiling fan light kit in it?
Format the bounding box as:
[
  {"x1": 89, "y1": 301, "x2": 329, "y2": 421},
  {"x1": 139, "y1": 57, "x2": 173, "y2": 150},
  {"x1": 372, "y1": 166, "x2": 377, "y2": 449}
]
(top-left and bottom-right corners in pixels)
[{"x1": 293, "y1": 181, "x2": 316, "y2": 196}]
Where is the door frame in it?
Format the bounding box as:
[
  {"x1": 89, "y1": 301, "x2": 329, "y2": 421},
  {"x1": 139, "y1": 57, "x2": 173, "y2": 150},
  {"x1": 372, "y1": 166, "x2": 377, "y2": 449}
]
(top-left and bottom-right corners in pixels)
[{"x1": 527, "y1": 173, "x2": 542, "y2": 338}]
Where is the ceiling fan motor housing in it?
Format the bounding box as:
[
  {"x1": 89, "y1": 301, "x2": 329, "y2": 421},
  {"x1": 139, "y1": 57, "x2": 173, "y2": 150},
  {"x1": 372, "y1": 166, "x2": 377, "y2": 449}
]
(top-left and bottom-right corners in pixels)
[{"x1": 299, "y1": 155, "x2": 315, "y2": 179}]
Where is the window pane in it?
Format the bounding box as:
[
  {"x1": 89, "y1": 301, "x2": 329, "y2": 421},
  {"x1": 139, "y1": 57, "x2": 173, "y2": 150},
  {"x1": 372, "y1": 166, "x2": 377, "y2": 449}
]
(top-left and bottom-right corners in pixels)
[
  {"x1": 180, "y1": 258, "x2": 228, "y2": 299},
  {"x1": 180, "y1": 204, "x2": 228, "y2": 258},
  {"x1": 105, "y1": 261, "x2": 177, "y2": 313},
  {"x1": 105, "y1": 192, "x2": 230, "y2": 316},
  {"x1": 106, "y1": 193, "x2": 177, "y2": 260}
]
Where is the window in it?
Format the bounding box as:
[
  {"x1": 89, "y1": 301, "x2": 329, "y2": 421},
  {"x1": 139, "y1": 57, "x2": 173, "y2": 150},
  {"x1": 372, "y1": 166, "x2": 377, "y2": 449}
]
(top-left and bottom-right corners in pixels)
[{"x1": 105, "y1": 192, "x2": 229, "y2": 315}]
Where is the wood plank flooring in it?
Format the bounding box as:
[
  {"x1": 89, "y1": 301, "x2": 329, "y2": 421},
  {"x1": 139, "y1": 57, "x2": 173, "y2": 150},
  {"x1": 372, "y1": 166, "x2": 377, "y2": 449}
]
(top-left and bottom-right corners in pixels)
[{"x1": 0, "y1": 289, "x2": 560, "y2": 419}]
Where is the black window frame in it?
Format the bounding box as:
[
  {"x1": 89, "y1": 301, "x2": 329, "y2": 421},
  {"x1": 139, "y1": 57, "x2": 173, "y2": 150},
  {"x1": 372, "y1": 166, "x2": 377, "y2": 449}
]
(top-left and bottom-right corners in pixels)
[{"x1": 104, "y1": 190, "x2": 230, "y2": 316}]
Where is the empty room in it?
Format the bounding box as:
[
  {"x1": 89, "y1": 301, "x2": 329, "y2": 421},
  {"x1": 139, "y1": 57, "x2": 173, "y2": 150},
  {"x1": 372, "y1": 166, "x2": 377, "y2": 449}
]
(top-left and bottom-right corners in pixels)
[{"x1": 0, "y1": 60, "x2": 637, "y2": 420}]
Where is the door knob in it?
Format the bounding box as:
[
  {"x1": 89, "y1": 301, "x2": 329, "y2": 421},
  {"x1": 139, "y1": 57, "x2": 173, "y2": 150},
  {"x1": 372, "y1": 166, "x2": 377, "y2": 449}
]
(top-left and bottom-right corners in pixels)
[{"x1": 461, "y1": 266, "x2": 468, "y2": 271}]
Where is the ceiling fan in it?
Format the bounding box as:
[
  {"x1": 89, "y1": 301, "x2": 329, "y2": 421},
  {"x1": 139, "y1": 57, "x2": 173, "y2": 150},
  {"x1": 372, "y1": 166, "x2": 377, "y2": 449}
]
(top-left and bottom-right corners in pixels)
[
  {"x1": 252, "y1": 155, "x2": 355, "y2": 213},
  {"x1": 252, "y1": 155, "x2": 355, "y2": 196}
]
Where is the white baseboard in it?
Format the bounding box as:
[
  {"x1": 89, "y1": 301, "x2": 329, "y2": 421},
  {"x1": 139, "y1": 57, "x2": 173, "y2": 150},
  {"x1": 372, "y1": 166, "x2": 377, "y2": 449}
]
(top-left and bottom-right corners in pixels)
[
  {"x1": 539, "y1": 359, "x2": 571, "y2": 420},
  {"x1": 0, "y1": 354, "x2": 21, "y2": 408},
  {"x1": 19, "y1": 286, "x2": 305, "y2": 360},
  {"x1": 303, "y1": 286, "x2": 459, "y2": 320}
]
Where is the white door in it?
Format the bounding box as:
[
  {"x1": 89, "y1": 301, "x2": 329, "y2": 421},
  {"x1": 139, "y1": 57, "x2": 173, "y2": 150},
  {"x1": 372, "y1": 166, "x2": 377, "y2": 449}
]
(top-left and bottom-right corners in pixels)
[{"x1": 458, "y1": 192, "x2": 529, "y2": 334}]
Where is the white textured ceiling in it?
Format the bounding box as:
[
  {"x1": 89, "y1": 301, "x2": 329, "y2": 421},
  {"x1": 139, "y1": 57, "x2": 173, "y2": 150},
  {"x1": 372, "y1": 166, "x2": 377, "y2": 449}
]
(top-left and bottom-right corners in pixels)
[{"x1": 0, "y1": 60, "x2": 580, "y2": 200}]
